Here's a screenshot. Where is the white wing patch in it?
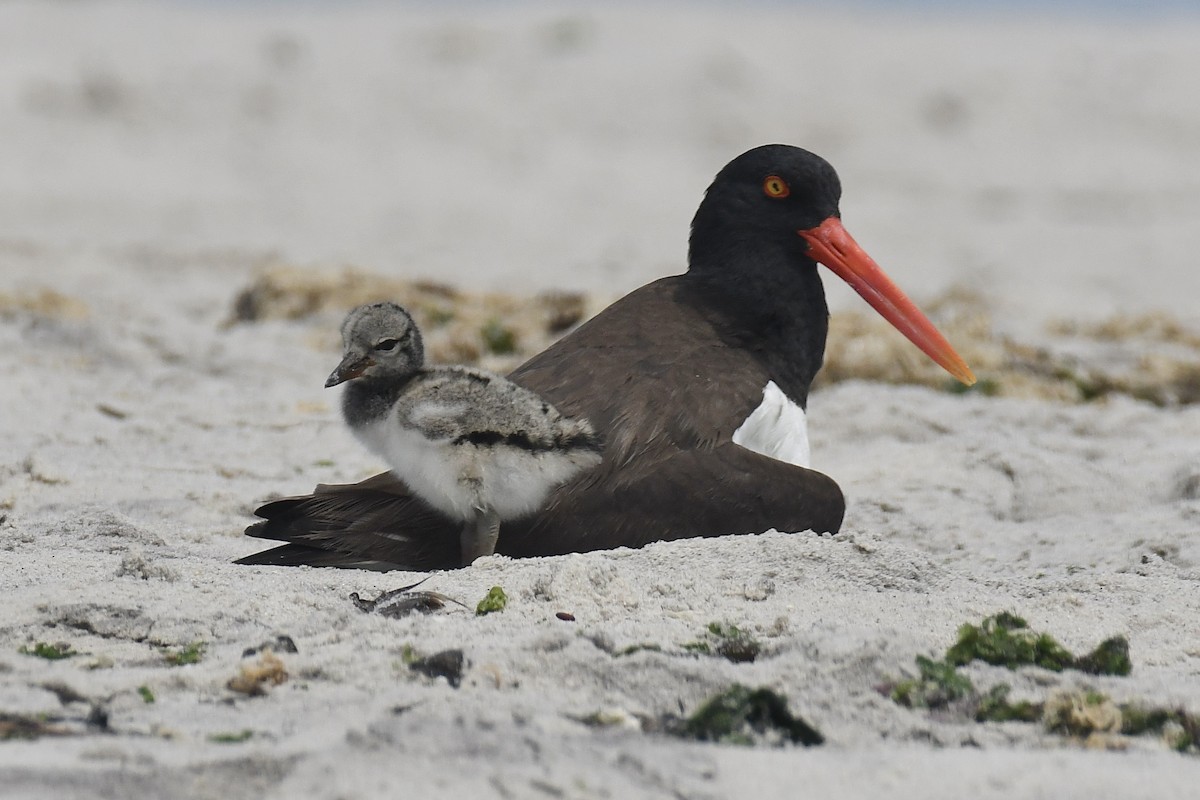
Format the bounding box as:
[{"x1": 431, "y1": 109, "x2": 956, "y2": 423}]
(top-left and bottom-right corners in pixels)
[
  {"x1": 409, "y1": 401, "x2": 468, "y2": 431},
  {"x1": 731, "y1": 381, "x2": 810, "y2": 468}
]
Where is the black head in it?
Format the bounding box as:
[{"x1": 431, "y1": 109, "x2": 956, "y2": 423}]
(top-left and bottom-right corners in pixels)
[
  {"x1": 688, "y1": 144, "x2": 842, "y2": 273},
  {"x1": 325, "y1": 302, "x2": 425, "y2": 388},
  {"x1": 686, "y1": 144, "x2": 976, "y2": 387}
]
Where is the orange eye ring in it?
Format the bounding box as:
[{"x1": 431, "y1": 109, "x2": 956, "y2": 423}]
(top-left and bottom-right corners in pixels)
[{"x1": 763, "y1": 175, "x2": 790, "y2": 199}]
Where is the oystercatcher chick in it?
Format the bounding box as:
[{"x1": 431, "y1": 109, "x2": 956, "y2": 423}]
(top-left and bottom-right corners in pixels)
[{"x1": 325, "y1": 302, "x2": 603, "y2": 565}]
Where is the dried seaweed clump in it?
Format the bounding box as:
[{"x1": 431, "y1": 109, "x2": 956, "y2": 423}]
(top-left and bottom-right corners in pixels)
[
  {"x1": 229, "y1": 270, "x2": 1200, "y2": 405},
  {"x1": 226, "y1": 265, "x2": 600, "y2": 373},
  {"x1": 227, "y1": 650, "x2": 289, "y2": 696},
  {"x1": 0, "y1": 288, "x2": 89, "y2": 320},
  {"x1": 819, "y1": 289, "x2": 1200, "y2": 405}
]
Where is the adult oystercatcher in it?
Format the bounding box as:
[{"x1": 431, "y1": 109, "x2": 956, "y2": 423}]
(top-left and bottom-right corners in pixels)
[
  {"x1": 238, "y1": 144, "x2": 974, "y2": 570},
  {"x1": 326, "y1": 301, "x2": 602, "y2": 565}
]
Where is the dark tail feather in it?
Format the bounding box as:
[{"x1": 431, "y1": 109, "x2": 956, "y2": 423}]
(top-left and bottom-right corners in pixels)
[
  {"x1": 234, "y1": 541, "x2": 399, "y2": 571},
  {"x1": 237, "y1": 480, "x2": 460, "y2": 571}
]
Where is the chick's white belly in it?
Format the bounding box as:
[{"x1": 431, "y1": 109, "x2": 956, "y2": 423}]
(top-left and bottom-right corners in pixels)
[{"x1": 354, "y1": 421, "x2": 596, "y2": 521}]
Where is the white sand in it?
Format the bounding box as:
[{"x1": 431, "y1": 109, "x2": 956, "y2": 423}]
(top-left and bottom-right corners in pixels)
[{"x1": 2, "y1": 2, "x2": 1200, "y2": 797}]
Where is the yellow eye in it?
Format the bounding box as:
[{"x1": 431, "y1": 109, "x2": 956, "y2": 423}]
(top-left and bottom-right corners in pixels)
[{"x1": 763, "y1": 175, "x2": 790, "y2": 199}]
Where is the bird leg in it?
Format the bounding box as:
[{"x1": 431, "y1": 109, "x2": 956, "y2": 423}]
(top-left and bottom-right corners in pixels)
[{"x1": 460, "y1": 509, "x2": 501, "y2": 566}]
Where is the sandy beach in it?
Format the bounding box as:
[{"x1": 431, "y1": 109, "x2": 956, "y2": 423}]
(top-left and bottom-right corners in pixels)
[{"x1": 2, "y1": 2, "x2": 1200, "y2": 797}]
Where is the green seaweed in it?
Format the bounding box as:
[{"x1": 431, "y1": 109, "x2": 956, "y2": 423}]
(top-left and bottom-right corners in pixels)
[
  {"x1": 1053, "y1": 366, "x2": 1109, "y2": 402},
  {"x1": 945, "y1": 613, "x2": 1076, "y2": 672},
  {"x1": 137, "y1": 686, "x2": 155, "y2": 704},
  {"x1": 889, "y1": 656, "x2": 974, "y2": 709},
  {"x1": 706, "y1": 622, "x2": 742, "y2": 638},
  {"x1": 974, "y1": 684, "x2": 1042, "y2": 723},
  {"x1": 19, "y1": 642, "x2": 76, "y2": 661},
  {"x1": 673, "y1": 684, "x2": 823, "y2": 747},
  {"x1": 1073, "y1": 636, "x2": 1132, "y2": 677},
  {"x1": 0, "y1": 712, "x2": 70, "y2": 741},
  {"x1": 1120, "y1": 704, "x2": 1200, "y2": 752},
  {"x1": 946, "y1": 613, "x2": 1130, "y2": 676},
  {"x1": 480, "y1": 319, "x2": 517, "y2": 355},
  {"x1": 887, "y1": 622, "x2": 1195, "y2": 755},
  {"x1": 399, "y1": 643, "x2": 421, "y2": 665},
  {"x1": 207, "y1": 729, "x2": 253, "y2": 744},
  {"x1": 425, "y1": 306, "x2": 456, "y2": 327},
  {"x1": 614, "y1": 643, "x2": 662, "y2": 657},
  {"x1": 163, "y1": 641, "x2": 206, "y2": 667},
  {"x1": 706, "y1": 622, "x2": 761, "y2": 664},
  {"x1": 682, "y1": 622, "x2": 761, "y2": 664},
  {"x1": 475, "y1": 586, "x2": 508, "y2": 616},
  {"x1": 945, "y1": 377, "x2": 1000, "y2": 396}
]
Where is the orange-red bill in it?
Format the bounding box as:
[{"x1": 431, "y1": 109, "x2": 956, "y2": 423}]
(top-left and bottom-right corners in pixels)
[{"x1": 798, "y1": 217, "x2": 976, "y2": 386}]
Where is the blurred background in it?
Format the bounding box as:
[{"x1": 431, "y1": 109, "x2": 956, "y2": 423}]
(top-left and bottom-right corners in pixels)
[{"x1": 2, "y1": 0, "x2": 1198, "y2": 329}]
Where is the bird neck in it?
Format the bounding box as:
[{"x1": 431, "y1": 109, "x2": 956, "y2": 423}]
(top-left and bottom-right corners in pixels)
[
  {"x1": 341, "y1": 373, "x2": 417, "y2": 430},
  {"x1": 686, "y1": 235, "x2": 830, "y2": 408}
]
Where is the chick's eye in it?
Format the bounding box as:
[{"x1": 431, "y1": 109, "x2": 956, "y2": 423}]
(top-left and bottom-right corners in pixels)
[
  {"x1": 763, "y1": 175, "x2": 790, "y2": 199},
  {"x1": 374, "y1": 338, "x2": 400, "y2": 352}
]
